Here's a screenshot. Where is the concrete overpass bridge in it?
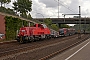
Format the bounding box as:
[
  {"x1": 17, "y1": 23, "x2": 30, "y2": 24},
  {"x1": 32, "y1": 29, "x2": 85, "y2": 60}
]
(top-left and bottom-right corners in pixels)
[{"x1": 33, "y1": 18, "x2": 90, "y2": 24}]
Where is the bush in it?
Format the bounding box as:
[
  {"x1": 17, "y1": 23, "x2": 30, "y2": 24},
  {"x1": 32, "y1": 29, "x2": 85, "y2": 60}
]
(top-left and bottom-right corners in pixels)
[{"x1": 5, "y1": 16, "x2": 28, "y2": 40}]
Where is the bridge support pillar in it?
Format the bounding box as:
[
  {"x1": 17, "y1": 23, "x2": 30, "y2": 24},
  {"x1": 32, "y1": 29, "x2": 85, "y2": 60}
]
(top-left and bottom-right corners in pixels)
[{"x1": 58, "y1": 23, "x2": 61, "y2": 28}]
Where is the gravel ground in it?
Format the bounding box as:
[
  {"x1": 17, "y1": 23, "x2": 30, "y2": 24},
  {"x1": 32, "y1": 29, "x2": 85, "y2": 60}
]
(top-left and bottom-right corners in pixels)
[
  {"x1": 0, "y1": 34, "x2": 89, "y2": 60},
  {"x1": 0, "y1": 35, "x2": 77, "y2": 56}
]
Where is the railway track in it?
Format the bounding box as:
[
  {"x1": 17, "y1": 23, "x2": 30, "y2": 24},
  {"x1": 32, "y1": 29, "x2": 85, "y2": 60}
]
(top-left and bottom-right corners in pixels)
[
  {"x1": 39, "y1": 34, "x2": 90, "y2": 60},
  {"x1": 0, "y1": 34, "x2": 89, "y2": 60},
  {"x1": 0, "y1": 34, "x2": 78, "y2": 57}
]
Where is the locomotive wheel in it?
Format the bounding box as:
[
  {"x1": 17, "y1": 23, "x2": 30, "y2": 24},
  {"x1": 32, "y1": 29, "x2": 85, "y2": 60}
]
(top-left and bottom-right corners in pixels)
[
  {"x1": 29, "y1": 36, "x2": 34, "y2": 42},
  {"x1": 19, "y1": 36, "x2": 24, "y2": 44},
  {"x1": 46, "y1": 35, "x2": 51, "y2": 39}
]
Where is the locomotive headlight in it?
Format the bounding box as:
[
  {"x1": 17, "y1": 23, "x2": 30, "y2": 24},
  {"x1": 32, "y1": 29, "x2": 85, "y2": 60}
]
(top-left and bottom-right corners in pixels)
[{"x1": 17, "y1": 34, "x2": 20, "y2": 36}]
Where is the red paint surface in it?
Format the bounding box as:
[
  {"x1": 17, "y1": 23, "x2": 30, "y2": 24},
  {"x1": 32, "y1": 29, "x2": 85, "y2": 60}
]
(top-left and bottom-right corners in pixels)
[{"x1": 0, "y1": 14, "x2": 5, "y2": 40}]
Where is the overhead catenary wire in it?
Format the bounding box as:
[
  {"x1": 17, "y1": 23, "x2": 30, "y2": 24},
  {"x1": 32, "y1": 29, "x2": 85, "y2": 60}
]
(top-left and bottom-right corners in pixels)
[
  {"x1": 54, "y1": 0, "x2": 76, "y2": 13},
  {"x1": 32, "y1": 3, "x2": 57, "y2": 18}
]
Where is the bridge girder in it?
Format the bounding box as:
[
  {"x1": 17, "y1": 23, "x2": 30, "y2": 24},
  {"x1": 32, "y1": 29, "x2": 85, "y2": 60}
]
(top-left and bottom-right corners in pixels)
[{"x1": 33, "y1": 18, "x2": 90, "y2": 24}]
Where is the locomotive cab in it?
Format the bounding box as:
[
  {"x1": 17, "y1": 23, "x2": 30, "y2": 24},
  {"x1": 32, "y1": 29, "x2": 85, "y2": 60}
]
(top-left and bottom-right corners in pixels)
[
  {"x1": 33, "y1": 24, "x2": 51, "y2": 39},
  {"x1": 34, "y1": 24, "x2": 44, "y2": 29}
]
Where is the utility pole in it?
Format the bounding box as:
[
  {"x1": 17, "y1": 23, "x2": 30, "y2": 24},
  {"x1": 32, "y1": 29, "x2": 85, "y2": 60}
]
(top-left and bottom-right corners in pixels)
[
  {"x1": 64, "y1": 15, "x2": 65, "y2": 22},
  {"x1": 84, "y1": 17, "x2": 86, "y2": 34},
  {"x1": 58, "y1": 0, "x2": 59, "y2": 18},
  {"x1": 62, "y1": 6, "x2": 81, "y2": 39},
  {"x1": 79, "y1": 6, "x2": 81, "y2": 38}
]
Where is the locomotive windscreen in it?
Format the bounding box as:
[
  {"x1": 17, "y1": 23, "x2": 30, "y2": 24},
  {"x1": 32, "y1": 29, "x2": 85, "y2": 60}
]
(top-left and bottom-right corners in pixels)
[{"x1": 41, "y1": 24, "x2": 47, "y2": 28}]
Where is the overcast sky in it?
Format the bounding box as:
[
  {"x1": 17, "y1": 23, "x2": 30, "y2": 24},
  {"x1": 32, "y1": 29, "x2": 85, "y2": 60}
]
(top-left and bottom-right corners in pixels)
[
  {"x1": 6, "y1": 0, "x2": 90, "y2": 18},
  {"x1": 5, "y1": 0, "x2": 90, "y2": 26},
  {"x1": 31, "y1": 0, "x2": 90, "y2": 18}
]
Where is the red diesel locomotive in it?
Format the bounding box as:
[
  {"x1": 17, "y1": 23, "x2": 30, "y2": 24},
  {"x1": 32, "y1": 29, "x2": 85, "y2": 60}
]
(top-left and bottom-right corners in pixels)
[{"x1": 16, "y1": 23, "x2": 51, "y2": 43}]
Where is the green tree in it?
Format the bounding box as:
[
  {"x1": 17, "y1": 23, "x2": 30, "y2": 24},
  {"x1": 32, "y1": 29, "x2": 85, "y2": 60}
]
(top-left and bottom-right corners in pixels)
[
  {"x1": 13, "y1": 0, "x2": 32, "y2": 17},
  {"x1": 60, "y1": 24, "x2": 70, "y2": 28},
  {"x1": 51, "y1": 24, "x2": 59, "y2": 31},
  {"x1": 44, "y1": 18, "x2": 52, "y2": 27},
  {"x1": 0, "y1": 0, "x2": 4, "y2": 7},
  {"x1": 0, "y1": 0, "x2": 11, "y2": 7},
  {"x1": 44, "y1": 18, "x2": 59, "y2": 31},
  {"x1": 27, "y1": 13, "x2": 32, "y2": 19}
]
